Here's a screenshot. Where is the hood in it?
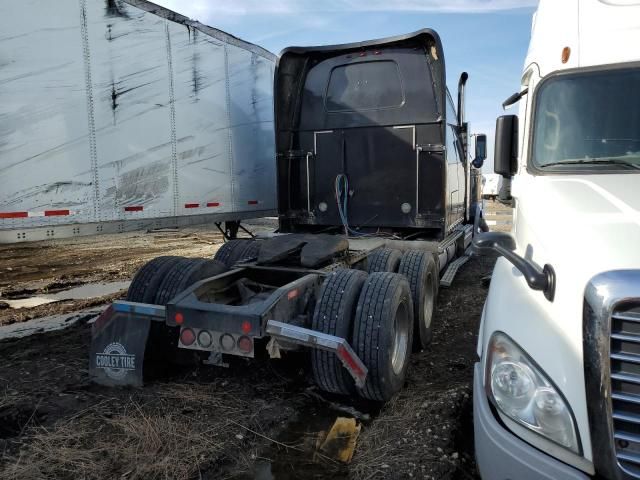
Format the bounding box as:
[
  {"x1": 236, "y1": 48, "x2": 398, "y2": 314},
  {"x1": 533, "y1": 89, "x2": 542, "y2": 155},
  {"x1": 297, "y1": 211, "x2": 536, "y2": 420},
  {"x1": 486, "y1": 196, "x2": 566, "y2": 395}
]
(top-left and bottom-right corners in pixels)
[
  {"x1": 492, "y1": 173, "x2": 640, "y2": 461},
  {"x1": 516, "y1": 173, "x2": 640, "y2": 278}
]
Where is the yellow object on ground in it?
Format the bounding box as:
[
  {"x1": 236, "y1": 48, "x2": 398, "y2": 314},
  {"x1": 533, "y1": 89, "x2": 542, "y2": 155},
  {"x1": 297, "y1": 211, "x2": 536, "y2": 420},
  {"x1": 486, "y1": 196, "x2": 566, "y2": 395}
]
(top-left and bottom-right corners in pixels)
[{"x1": 319, "y1": 417, "x2": 361, "y2": 463}]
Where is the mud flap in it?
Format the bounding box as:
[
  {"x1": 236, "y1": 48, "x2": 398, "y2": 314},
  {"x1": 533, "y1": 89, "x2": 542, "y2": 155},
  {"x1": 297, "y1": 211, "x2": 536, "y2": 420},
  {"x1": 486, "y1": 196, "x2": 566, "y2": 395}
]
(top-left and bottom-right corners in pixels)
[{"x1": 89, "y1": 301, "x2": 166, "y2": 387}]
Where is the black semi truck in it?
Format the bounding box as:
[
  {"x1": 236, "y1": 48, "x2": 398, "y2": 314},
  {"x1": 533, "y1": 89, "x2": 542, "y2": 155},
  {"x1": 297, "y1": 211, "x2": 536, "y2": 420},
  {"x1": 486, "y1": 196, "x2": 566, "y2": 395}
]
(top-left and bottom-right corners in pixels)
[{"x1": 90, "y1": 29, "x2": 487, "y2": 402}]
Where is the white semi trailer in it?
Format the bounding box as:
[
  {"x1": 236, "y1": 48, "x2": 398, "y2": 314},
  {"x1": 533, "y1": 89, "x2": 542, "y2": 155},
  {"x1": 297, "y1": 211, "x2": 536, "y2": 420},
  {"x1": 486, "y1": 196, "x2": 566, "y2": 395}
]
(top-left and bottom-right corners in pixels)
[
  {"x1": 473, "y1": 1, "x2": 640, "y2": 479},
  {"x1": 0, "y1": 0, "x2": 277, "y2": 243},
  {"x1": 481, "y1": 173, "x2": 502, "y2": 200}
]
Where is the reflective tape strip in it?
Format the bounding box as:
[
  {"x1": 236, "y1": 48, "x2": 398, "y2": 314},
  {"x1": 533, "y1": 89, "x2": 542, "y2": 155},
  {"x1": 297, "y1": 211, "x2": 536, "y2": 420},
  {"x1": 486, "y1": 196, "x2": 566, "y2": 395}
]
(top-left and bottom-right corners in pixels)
[
  {"x1": 0, "y1": 212, "x2": 28, "y2": 219},
  {"x1": 112, "y1": 301, "x2": 166, "y2": 318},
  {"x1": 206, "y1": 202, "x2": 220, "y2": 207},
  {"x1": 44, "y1": 210, "x2": 70, "y2": 217},
  {"x1": 124, "y1": 206, "x2": 143, "y2": 212},
  {"x1": 0, "y1": 210, "x2": 73, "y2": 219},
  {"x1": 184, "y1": 203, "x2": 199, "y2": 208},
  {"x1": 247, "y1": 200, "x2": 258, "y2": 205}
]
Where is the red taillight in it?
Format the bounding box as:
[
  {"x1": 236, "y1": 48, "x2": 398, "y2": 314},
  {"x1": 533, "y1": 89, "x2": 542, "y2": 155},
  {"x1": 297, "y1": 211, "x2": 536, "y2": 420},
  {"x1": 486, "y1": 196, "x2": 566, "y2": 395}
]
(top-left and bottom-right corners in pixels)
[
  {"x1": 175, "y1": 312, "x2": 184, "y2": 325},
  {"x1": 180, "y1": 328, "x2": 196, "y2": 346},
  {"x1": 241, "y1": 320, "x2": 252, "y2": 334},
  {"x1": 237, "y1": 335, "x2": 253, "y2": 353}
]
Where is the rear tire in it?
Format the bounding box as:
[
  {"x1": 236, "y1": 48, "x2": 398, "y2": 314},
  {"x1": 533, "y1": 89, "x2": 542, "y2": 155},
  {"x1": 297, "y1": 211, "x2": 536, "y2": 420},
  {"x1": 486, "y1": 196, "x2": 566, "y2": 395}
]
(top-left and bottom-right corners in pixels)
[
  {"x1": 126, "y1": 256, "x2": 181, "y2": 303},
  {"x1": 399, "y1": 250, "x2": 438, "y2": 350},
  {"x1": 151, "y1": 258, "x2": 227, "y2": 366},
  {"x1": 366, "y1": 248, "x2": 402, "y2": 273},
  {"x1": 214, "y1": 239, "x2": 259, "y2": 268},
  {"x1": 353, "y1": 272, "x2": 414, "y2": 401},
  {"x1": 238, "y1": 241, "x2": 260, "y2": 263},
  {"x1": 154, "y1": 258, "x2": 226, "y2": 305},
  {"x1": 311, "y1": 269, "x2": 367, "y2": 395}
]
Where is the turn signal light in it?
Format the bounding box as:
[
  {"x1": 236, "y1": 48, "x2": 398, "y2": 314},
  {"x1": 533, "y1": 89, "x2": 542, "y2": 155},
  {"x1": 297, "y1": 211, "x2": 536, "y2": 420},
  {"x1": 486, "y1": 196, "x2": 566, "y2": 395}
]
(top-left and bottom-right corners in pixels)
[{"x1": 180, "y1": 328, "x2": 196, "y2": 346}]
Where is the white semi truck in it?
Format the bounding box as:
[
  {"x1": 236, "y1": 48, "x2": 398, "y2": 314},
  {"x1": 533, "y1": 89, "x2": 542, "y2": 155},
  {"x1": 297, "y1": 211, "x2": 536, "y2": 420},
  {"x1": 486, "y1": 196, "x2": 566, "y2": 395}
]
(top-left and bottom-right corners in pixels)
[
  {"x1": 473, "y1": 1, "x2": 640, "y2": 479},
  {"x1": 0, "y1": 0, "x2": 277, "y2": 243}
]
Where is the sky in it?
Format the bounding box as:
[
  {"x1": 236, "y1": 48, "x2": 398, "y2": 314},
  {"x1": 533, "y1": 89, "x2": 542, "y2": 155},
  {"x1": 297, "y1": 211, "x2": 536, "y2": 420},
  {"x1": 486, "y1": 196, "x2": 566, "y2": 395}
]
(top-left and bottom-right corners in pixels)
[{"x1": 156, "y1": 0, "x2": 538, "y2": 171}]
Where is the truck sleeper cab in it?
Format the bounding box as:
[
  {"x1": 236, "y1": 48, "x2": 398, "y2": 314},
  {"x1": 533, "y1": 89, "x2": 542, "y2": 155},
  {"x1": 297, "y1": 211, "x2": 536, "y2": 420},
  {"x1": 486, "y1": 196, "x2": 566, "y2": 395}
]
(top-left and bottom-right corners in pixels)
[
  {"x1": 89, "y1": 30, "x2": 487, "y2": 403},
  {"x1": 473, "y1": 1, "x2": 640, "y2": 478}
]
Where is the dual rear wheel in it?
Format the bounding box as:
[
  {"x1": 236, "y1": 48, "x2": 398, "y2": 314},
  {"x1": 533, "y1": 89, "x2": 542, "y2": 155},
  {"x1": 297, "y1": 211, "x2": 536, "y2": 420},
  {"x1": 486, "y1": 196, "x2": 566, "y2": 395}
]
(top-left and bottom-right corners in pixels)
[
  {"x1": 127, "y1": 256, "x2": 227, "y2": 305},
  {"x1": 127, "y1": 256, "x2": 228, "y2": 365},
  {"x1": 213, "y1": 239, "x2": 260, "y2": 268},
  {"x1": 312, "y1": 249, "x2": 438, "y2": 401}
]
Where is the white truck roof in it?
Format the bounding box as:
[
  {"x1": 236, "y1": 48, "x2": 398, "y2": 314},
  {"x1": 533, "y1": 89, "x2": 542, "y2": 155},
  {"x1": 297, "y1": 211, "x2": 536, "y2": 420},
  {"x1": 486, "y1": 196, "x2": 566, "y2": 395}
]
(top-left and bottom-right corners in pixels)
[{"x1": 525, "y1": 0, "x2": 640, "y2": 78}]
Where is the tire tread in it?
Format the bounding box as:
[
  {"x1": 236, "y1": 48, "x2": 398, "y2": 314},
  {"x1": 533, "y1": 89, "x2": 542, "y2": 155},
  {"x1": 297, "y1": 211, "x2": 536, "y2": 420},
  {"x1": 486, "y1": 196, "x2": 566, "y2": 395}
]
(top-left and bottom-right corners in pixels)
[
  {"x1": 312, "y1": 269, "x2": 367, "y2": 395},
  {"x1": 367, "y1": 248, "x2": 402, "y2": 273},
  {"x1": 353, "y1": 272, "x2": 412, "y2": 401},
  {"x1": 126, "y1": 256, "x2": 180, "y2": 303}
]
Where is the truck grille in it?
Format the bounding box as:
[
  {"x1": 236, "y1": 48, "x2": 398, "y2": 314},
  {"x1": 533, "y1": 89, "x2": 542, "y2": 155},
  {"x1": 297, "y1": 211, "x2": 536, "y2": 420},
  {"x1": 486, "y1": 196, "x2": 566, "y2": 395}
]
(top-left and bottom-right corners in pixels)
[{"x1": 610, "y1": 303, "x2": 640, "y2": 477}]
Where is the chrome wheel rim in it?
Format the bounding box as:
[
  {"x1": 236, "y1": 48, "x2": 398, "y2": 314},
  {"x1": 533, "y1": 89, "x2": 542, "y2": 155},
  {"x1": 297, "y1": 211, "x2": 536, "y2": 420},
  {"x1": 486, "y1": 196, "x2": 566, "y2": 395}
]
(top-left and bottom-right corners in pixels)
[
  {"x1": 423, "y1": 272, "x2": 434, "y2": 329},
  {"x1": 391, "y1": 301, "x2": 410, "y2": 375}
]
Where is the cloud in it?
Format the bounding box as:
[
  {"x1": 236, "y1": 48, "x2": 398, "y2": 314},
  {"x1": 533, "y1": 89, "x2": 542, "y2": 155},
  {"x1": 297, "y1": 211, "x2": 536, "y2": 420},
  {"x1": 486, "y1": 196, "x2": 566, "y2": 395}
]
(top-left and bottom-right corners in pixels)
[{"x1": 159, "y1": 0, "x2": 537, "y2": 17}]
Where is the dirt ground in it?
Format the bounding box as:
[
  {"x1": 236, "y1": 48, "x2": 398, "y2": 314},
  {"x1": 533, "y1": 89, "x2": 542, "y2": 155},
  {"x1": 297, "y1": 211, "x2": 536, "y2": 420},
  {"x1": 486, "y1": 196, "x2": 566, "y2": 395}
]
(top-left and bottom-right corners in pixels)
[
  {"x1": 0, "y1": 220, "x2": 273, "y2": 326},
  {"x1": 0, "y1": 206, "x2": 508, "y2": 479}
]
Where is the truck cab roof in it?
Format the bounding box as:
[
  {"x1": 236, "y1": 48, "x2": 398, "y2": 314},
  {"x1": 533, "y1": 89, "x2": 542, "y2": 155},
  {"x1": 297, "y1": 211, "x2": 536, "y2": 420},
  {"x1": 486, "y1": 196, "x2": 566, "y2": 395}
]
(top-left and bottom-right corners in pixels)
[
  {"x1": 273, "y1": 29, "x2": 468, "y2": 237},
  {"x1": 525, "y1": 0, "x2": 640, "y2": 78}
]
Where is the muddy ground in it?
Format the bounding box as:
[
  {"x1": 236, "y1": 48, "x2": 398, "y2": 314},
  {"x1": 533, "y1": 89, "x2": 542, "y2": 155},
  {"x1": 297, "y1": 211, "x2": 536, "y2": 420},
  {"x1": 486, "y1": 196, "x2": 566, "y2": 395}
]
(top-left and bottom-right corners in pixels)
[
  {"x1": 0, "y1": 207, "x2": 507, "y2": 480},
  {"x1": 0, "y1": 220, "x2": 273, "y2": 326}
]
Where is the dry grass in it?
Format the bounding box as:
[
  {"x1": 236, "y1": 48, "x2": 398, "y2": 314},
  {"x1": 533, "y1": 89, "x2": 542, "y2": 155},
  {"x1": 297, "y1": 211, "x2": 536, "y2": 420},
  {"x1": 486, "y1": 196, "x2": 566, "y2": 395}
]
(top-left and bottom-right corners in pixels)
[
  {"x1": 0, "y1": 383, "x2": 273, "y2": 480},
  {"x1": 351, "y1": 395, "x2": 433, "y2": 479},
  {"x1": 350, "y1": 385, "x2": 470, "y2": 480}
]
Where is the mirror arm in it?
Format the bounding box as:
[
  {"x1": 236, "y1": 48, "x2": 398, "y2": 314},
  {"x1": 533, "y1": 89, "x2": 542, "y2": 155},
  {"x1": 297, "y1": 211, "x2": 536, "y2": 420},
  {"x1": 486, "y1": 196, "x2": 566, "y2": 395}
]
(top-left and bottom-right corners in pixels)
[{"x1": 493, "y1": 244, "x2": 556, "y2": 301}]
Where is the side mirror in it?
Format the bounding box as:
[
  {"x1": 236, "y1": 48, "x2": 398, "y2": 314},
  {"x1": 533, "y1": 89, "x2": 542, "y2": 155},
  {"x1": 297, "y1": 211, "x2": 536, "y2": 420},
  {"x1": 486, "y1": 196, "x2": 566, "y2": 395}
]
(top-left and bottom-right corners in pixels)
[
  {"x1": 472, "y1": 231, "x2": 516, "y2": 255},
  {"x1": 471, "y1": 134, "x2": 487, "y2": 169},
  {"x1": 472, "y1": 231, "x2": 556, "y2": 302},
  {"x1": 494, "y1": 115, "x2": 518, "y2": 177}
]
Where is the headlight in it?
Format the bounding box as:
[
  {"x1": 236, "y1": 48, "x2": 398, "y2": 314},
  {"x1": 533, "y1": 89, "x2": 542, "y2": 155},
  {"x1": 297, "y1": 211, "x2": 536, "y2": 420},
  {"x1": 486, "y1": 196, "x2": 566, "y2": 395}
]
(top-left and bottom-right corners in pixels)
[{"x1": 486, "y1": 332, "x2": 580, "y2": 454}]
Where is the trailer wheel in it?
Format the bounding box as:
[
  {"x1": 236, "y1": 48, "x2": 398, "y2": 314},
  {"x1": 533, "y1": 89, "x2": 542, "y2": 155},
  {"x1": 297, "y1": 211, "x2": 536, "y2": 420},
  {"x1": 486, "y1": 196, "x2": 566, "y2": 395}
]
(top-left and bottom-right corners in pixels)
[
  {"x1": 311, "y1": 269, "x2": 367, "y2": 395},
  {"x1": 366, "y1": 248, "x2": 402, "y2": 273},
  {"x1": 126, "y1": 256, "x2": 181, "y2": 303},
  {"x1": 214, "y1": 239, "x2": 259, "y2": 268},
  {"x1": 353, "y1": 272, "x2": 414, "y2": 401},
  {"x1": 399, "y1": 250, "x2": 438, "y2": 350}
]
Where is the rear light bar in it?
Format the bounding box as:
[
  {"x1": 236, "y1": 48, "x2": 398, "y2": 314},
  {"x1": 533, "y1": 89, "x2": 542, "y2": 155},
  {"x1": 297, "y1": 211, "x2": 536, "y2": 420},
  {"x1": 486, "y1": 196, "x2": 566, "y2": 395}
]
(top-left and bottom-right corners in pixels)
[{"x1": 178, "y1": 327, "x2": 254, "y2": 358}]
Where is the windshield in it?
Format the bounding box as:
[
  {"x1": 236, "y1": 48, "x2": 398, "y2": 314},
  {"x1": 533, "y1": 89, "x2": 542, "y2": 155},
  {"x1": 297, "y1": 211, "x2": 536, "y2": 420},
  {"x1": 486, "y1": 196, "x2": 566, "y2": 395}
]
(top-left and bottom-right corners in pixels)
[{"x1": 531, "y1": 67, "x2": 640, "y2": 172}]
